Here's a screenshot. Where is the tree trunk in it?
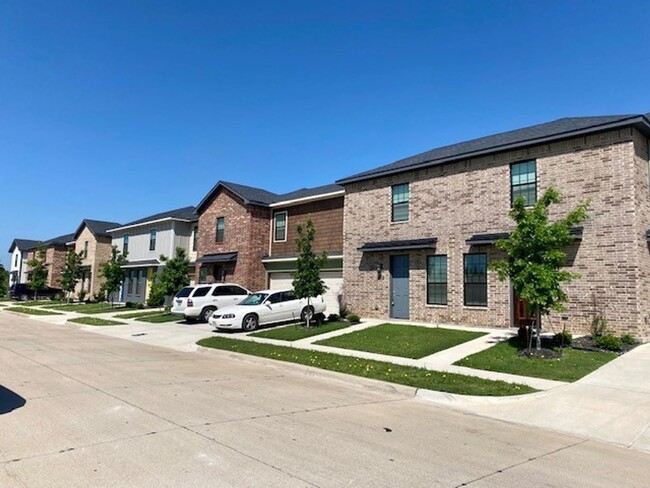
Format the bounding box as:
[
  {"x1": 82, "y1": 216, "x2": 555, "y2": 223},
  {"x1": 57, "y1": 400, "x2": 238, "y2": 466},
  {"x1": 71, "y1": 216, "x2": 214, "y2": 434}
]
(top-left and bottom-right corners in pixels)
[{"x1": 535, "y1": 307, "x2": 542, "y2": 351}]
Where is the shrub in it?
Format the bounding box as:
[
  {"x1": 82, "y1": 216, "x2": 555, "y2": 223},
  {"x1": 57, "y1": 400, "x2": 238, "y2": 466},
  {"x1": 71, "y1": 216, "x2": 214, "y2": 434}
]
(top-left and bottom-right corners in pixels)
[
  {"x1": 594, "y1": 334, "x2": 623, "y2": 352},
  {"x1": 553, "y1": 330, "x2": 573, "y2": 347},
  {"x1": 347, "y1": 314, "x2": 360, "y2": 324},
  {"x1": 339, "y1": 302, "x2": 349, "y2": 319},
  {"x1": 621, "y1": 333, "x2": 637, "y2": 345},
  {"x1": 146, "y1": 286, "x2": 165, "y2": 307},
  {"x1": 327, "y1": 313, "x2": 340, "y2": 322},
  {"x1": 78, "y1": 290, "x2": 87, "y2": 302},
  {"x1": 92, "y1": 291, "x2": 105, "y2": 303},
  {"x1": 591, "y1": 314, "x2": 608, "y2": 337},
  {"x1": 136, "y1": 302, "x2": 145, "y2": 309},
  {"x1": 125, "y1": 301, "x2": 134, "y2": 308}
]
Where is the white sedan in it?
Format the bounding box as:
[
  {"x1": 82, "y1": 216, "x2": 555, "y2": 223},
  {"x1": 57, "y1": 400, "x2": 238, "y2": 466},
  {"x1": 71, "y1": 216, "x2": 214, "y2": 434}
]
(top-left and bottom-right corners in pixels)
[{"x1": 209, "y1": 288, "x2": 326, "y2": 332}]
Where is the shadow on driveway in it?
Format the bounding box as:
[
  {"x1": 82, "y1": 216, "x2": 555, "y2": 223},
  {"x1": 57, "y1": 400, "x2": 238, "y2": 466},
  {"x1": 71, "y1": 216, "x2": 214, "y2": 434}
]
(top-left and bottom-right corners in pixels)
[{"x1": 0, "y1": 385, "x2": 26, "y2": 414}]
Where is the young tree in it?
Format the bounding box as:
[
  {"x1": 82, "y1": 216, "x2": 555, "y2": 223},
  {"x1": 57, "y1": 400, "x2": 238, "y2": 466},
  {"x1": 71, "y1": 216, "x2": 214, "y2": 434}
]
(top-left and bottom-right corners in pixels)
[
  {"x1": 99, "y1": 246, "x2": 128, "y2": 307},
  {"x1": 292, "y1": 219, "x2": 327, "y2": 327},
  {"x1": 491, "y1": 186, "x2": 589, "y2": 352},
  {"x1": 27, "y1": 246, "x2": 48, "y2": 300},
  {"x1": 60, "y1": 248, "x2": 84, "y2": 302},
  {"x1": 0, "y1": 264, "x2": 8, "y2": 297},
  {"x1": 148, "y1": 247, "x2": 191, "y2": 306}
]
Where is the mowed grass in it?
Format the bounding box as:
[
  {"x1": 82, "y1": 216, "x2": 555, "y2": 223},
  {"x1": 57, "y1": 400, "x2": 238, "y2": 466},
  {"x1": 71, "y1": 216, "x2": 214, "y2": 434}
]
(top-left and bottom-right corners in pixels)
[
  {"x1": 455, "y1": 337, "x2": 618, "y2": 382},
  {"x1": 10, "y1": 300, "x2": 63, "y2": 307},
  {"x1": 136, "y1": 313, "x2": 183, "y2": 323},
  {"x1": 197, "y1": 336, "x2": 536, "y2": 396},
  {"x1": 68, "y1": 317, "x2": 125, "y2": 326},
  {"x1": 249, "y1": 321, "x2": 352, "y2": 341},
  {"x1": 49, "y1": 302, "x2": 128, "y2": 314},
  {"x1": 5, "y1": 306, "x2": 63, "y2": 315},
  {"x1": 114, "y1": 310, "x2": 166, "y2": 319},
  {"x1": 315, "y1": 323, "x2": 486, "y2": 359}
]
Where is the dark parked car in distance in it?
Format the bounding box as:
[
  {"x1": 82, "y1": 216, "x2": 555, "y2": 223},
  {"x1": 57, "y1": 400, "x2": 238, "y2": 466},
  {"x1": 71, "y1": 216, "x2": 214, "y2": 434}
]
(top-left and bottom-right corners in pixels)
[{"x1": 9, "y1": 284, "x2": 61, "y2": 301}]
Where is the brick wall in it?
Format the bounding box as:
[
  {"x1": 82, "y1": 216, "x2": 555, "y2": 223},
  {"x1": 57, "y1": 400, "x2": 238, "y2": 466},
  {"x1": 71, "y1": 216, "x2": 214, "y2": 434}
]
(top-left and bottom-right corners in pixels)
[
  {"x1": 343, "y1": 127, "x2": 650, "y2": 339},
  {"x1": 45, "y1": 246, "x2": 67, "y2": 289}
]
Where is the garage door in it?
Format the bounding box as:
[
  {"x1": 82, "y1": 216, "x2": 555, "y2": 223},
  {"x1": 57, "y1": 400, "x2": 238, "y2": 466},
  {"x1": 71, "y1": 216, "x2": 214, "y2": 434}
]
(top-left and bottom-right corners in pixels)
[{"x1": 268, "y1": 270, "x2": 342, "y2": 315}]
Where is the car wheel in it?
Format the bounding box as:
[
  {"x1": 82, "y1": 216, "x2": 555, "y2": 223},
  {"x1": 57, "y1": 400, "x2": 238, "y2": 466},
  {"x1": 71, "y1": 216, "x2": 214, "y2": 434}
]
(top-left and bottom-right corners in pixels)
[
  {"x1": 242, "y1": 314, "x2": 259, "y2": 332},
  {"x1": 200, "y1": 307, "x2": 216, "y2": 323},
  {"x1": 185, "y1": 316, "x2": 197, "y2": 324},
  {"x1": 301, "y1": 306, "x2": 315, "y2": 323}
]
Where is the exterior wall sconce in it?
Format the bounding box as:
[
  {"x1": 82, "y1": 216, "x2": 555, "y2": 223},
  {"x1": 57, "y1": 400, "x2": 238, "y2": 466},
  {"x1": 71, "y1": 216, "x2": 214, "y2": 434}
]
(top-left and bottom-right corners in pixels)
[{"x1": 376, "y1": 263, "x2": 383, "y2": 280}]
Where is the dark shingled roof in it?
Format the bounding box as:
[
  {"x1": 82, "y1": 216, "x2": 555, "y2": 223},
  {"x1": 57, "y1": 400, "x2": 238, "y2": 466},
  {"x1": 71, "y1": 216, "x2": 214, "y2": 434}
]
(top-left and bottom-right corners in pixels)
[
  {"x1": 196, "y1": 181, "x2": 343, "y2": 213},
  {"x1": 114, "y1": 206, "x2": 197, "y2": 229},
  {"x1": 74, "y1": 219, "x2": 122, "y2": 240},
  {"x1": 41, "y1": 233, "x2": 76, "y2": 248},
  {"x1": 338, "y1": 113, "x2": 650, "y2": 184},
  {"x1": 8, "y1": 239, "x2": 42, "y2": 253},
  {"x1": 466, "y1": 226, "x2": 584, "y2": 245},
  {"x1": 358, "y1": 237, "x2": 438, "y2": 252}
]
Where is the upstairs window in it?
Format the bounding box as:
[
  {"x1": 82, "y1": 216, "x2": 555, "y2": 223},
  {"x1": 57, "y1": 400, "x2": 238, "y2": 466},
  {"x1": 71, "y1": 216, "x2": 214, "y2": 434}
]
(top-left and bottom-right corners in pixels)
[
  {"x1": 216, "y1": 217, "x2": 225, "y2": 242},
  {"x1": 426, "y1": 255, "x2": 448, "y2": 305},
  {"x1": 274, "y1": 212, "x2": 287, "y2": 242},
  {"x1": 392, "y1": 183, "x2": 410, "y2": 222},
  {"x1": 511, "y1": 160, "x2": 537, "y2": 206},
  {"x1": 149, "y1": 229, "x2": 157, "y2": 251},
  {"x1": 83, "y1": 241, "x2": 89, "y2": 258},
  {"x1": 464, "y1": 253, "x2": 488, "y2": 307},
  {"x1": 123, "y1": 234, "x2": 129, "y2": 255},
  {"x1": 192, "y1": 225, "x2": 198, "y2": 251},
  {"x1": 14, "y1": 254, "x2": 18, "y2": 267}
]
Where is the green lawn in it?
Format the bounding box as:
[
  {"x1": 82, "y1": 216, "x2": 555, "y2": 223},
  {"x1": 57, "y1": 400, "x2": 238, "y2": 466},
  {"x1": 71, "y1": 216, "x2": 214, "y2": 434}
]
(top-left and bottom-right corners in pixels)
[
  {"x1": 249, "y1": 321, "x2": 352, "y2": 341},
  {"x1": 455, "y1": 337, "x2": 618, "y2": 382},
  {"x1": 49, "y1": 303, "x2": 128, "y2": 314},
  {"x1": 68, "y1": 317, "x2": 125, "y2": 326},
  {"x1": 5, "y1": 306, "x2": 63, "y2": 315},
  {"x1": 197, "y1": 336, "x2": 535, "y2": 396},
  {"x1": 136, "y1": 313, "x2": 183, "y2": 323},
  {"x1": 114, "y1": 310, "x2": 166, "y2": 319},
  {"x1": 314, "y1": 323, "x2": 486, "y2": 359},
  {"x1": 11, "y1": 300, "x2": 63, "y2": 307}
]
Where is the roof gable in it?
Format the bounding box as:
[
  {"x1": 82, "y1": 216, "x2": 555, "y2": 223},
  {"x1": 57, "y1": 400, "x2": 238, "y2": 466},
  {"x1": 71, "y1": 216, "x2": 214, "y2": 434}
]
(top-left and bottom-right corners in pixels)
[
  {"x1": 8, "y1": 238, "x2": 42, "y2": 253},
  {"x1": 74, "y1": 219, "x2": 122, "y2": 240},
  {"x1": 111, "y1": 206, "x2": 197, "y2": 231}
]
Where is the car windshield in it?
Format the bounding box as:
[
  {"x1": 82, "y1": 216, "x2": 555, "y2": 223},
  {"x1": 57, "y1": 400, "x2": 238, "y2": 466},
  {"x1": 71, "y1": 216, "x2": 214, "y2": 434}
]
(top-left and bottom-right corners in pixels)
[
  {"x1": 175, "y1": 287, "x2": 193, "y2": 298},
  {"x1": 239, "y1": 293, "x2": 268, "y2": 305}
]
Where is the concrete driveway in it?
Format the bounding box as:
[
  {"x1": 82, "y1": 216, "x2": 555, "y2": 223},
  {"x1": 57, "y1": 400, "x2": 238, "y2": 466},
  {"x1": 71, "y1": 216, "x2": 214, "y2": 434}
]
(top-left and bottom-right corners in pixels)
[{"x1": 1, "y1": 312, "x2": 649, "y2": 487}]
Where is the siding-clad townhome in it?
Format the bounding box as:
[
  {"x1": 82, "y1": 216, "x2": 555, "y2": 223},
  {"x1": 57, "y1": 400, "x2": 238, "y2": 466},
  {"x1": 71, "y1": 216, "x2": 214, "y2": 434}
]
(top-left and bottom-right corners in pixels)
[
  {"x1": 22, "y1": 233, "x2": 76, "y2": 291},
  {"x1": 195, "y1": 181, "x2": 345, "y2": 313},
  {"x1": 7, "y1": 239, "x2": 42, "y2": 287},
  {"x1": 337, "y1": 113, "x2": 650, "y2": 341},
  {"x1": 71, "y1": 219, "x2": 121, "y2": 299},
  {"x1": 108, "y1": 206, "x2": 197, "y2": 304}
]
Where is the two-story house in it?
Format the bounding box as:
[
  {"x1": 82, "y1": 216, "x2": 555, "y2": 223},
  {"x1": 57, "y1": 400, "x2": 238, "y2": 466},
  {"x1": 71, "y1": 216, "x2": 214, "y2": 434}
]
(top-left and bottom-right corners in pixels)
[
  {"x1": 108, "y1": 206, "x2": 197, "y2": 303},
  {"x1": 195, "y1": 181, "x2": 344, "y2": 313},
  {"x1": 22, "y1": 233, "x2": 76, "y2": 290},
  {"x1": 338, "y1": 113, "x2": 650, "y2": 340},
  {"x1": 71, "y1": 219, "x2": 121, "y2": 298},
  {"x1": 7, "y1": 239, "x2": 42, "y2": 287}
]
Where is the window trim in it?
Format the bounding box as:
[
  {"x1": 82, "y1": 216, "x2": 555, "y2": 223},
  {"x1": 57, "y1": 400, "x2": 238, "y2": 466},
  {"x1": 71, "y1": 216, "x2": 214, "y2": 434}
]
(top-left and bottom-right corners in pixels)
[
  {"x1": 391, "y1": 183, "x2": 410, "y2": 223},
  {"x1": 123, "y1": 233, "x2": 129, "y2": 255},
  {"x1": 215, "y1": 217, "x2": 225, "y2": 243},
  {"x1": 273, "y1": 211, "x2": 288, "y2": 242},
  {"x1": 83, "y1": 241, "x2": 89, "y2": 258},
  {"x1": 510, "y1": 160, "x2": 537, "y2": 207},
  {"x1": 426, "y1": 255, "x2": 448, "y2": 306},
  {"x1": 192, "y1": 225, "x2": 198, "y2": 252},
  {"x1": 463, "y1": 253, "x2": 488, "y2": 308},
  {"x1": 149, "y1": 229, "x2": 157, "y2": 251}
]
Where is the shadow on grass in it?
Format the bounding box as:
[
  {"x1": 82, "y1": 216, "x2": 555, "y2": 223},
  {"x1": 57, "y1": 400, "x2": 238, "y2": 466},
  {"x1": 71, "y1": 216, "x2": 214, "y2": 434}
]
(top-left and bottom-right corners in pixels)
[{"x1": 0, "y1": 385, "x2": 26, "y2": 414}]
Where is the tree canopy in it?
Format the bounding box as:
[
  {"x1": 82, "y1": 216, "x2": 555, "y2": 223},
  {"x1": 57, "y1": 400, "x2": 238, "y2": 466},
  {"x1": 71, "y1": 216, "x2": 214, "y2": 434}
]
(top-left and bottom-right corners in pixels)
[{"x1": 292, "y1": 219, "x2": 327, "y2": 326}]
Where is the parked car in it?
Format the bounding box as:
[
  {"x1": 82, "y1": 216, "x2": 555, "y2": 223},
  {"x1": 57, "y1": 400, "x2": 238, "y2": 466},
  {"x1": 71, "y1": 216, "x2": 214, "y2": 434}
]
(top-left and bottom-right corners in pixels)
[
  {"x1": 171, "y1": 283, "x2": 251, "y2": 322},
  {"x1": 209, "y1": 288, "x2": 326, "y2": 332},
  {"x1": 9, "y1": 283, "x2": 61, "y2": 301}
]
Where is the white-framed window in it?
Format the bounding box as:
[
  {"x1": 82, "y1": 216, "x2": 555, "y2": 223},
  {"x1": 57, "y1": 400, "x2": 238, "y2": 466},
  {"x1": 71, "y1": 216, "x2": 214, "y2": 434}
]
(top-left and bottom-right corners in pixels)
[
  {"x1": 149, "y1": 229, "x2": 157, "y2": 251},
  {"x1": 123, "y1": 234, "x2": 129, "y2": 254},
  {"x1": 192, "y1": 225, "x2": 198, "y2": 251},
  {"x1": 391, "y1": 183, "x2": 410, "y2": 222},
  {"x1": 273, "y1": 211, "x2": 287, "y2": 242}
]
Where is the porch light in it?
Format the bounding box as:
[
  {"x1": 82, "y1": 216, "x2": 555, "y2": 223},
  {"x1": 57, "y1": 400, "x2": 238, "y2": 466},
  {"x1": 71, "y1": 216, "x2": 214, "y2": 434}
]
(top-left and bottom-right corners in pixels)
[{"x1": 376, "y1": 263, "x2": 383, "y2": 280}]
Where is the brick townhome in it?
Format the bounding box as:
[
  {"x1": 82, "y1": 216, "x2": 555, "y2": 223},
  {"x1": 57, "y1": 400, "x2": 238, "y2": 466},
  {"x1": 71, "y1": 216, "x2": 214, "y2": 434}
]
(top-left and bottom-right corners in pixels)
[
  {"x1": 72, "y1": 219, "x2": 121, "y2": 298},
  {"x1": 195, "y1": 181, "x2": 344, "y2": 313},
  {"x1": 338, "y1": 113, "x2": 650, "y2": 340},
  {"x1": 23, "y1": 233, "x2": 75, "y2": 290}
]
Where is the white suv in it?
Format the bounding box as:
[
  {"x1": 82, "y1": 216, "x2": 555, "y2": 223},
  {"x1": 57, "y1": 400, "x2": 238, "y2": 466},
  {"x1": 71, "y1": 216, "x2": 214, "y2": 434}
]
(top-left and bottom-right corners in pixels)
[{"x1": 171, "y1": 283, "x2": 251, "y2": 322}]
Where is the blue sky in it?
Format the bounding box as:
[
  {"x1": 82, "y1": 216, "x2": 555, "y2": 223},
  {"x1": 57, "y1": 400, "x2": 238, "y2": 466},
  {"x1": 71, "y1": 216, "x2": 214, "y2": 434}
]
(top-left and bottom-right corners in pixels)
[{"x1": 1, "y1": 1, "x2": 649, "y2": 265}]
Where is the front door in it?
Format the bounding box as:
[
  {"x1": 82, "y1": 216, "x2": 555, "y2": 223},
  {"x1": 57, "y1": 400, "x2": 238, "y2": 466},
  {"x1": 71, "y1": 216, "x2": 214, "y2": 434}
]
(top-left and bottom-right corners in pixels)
[
  {"x1": 513, "y1": 293, "x2": 534, "y2": 327},
  {"x1": 390, "y1": 255, "x2": 410, "y2": 319}
]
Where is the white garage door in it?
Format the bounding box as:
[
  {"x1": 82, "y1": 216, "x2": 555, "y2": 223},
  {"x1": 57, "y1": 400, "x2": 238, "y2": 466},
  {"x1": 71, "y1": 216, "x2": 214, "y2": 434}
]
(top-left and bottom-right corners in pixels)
[{"x1": 268, "y1": 270, "x2": 342, "y2": 315}]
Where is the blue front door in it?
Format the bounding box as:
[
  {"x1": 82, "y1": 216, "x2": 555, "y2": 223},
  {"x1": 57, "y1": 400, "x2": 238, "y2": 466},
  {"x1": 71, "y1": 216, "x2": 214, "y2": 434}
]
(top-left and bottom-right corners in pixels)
[{"x1": 390, "y1": 255, "x2": 410, "y2": 319}]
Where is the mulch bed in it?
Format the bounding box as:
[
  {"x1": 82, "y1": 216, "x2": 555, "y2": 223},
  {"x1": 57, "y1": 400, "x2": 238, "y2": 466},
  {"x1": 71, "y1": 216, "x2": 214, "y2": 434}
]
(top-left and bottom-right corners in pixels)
[{"x1": 571, "y1": 336, "x2": 637, "y2": 354}]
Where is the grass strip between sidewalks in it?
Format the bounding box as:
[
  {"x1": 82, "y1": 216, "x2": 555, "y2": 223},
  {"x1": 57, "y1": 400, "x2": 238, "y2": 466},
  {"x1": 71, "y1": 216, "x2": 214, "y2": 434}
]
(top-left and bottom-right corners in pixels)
[{"x1": 68, "y1": 317, "x2": 125, "y2": 326}]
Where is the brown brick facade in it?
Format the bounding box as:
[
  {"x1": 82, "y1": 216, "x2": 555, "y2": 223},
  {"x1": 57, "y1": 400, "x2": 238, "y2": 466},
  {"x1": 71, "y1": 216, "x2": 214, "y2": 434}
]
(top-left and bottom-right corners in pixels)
[
  {"x1": 343, "y1": 128, "x2": 650, "y2": 340},
  {"x1": 24, "y1": 245, "x2": 68, "y2": 289}
]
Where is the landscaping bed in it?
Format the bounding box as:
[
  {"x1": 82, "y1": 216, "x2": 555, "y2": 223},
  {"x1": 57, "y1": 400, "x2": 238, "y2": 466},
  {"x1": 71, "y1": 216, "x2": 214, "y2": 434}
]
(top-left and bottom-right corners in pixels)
[
  {"x1": 197, "y1": 336, "x2": 536, "y2": 396},
  {"x1": 68, "y1": 317, "x2": 125, "y2": 326},
  {"x1": 455, "y1": 337, "x2": 617, "y2": 382},
  {"x1": 314, "y1": 323, "x2": 485, "y2": 359},
  {"x1": 249, "y1": 321, "x2": 352, "y2": 341},
  {"x1": 4, "y1": 306, "x2": 63, "y2": 315}
]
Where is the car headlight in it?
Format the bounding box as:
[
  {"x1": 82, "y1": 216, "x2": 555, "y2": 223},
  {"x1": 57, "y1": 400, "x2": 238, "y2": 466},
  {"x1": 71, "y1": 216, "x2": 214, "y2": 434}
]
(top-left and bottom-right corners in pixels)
[{"x1": 221, "y1": 313, "x2": 236, "y2": 319}]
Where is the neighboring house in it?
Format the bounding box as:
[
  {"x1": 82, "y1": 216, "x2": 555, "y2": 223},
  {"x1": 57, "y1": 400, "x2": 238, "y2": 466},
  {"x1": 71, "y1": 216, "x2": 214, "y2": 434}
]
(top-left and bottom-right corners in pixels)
[
  {"x1": 23, "y1": 233, "x2": 76, "y2": 290},
  {"x1": 195, "y1": 181, "x2": 344, "y2": 313},
  {"x1": 7, "y1": 239, "x2": 42, "y2": 287},
  {"x1": 108, "y1": 206, "x2": 197, "y2": 304},
  {"x1": 337, "y1": 113, "x2": 650, "y2": 340},
  {"x1": 71, "y1": 219, "x2": 121, "y2": 298}
]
